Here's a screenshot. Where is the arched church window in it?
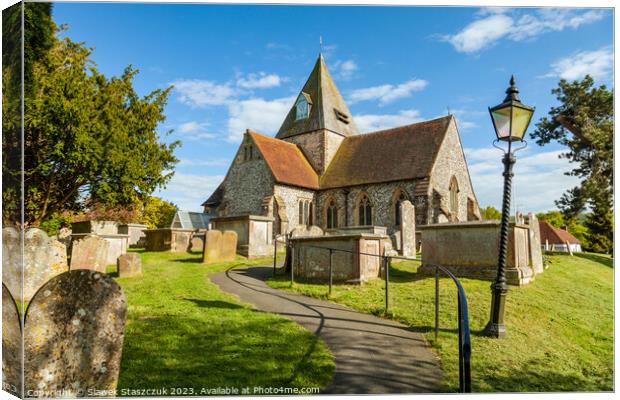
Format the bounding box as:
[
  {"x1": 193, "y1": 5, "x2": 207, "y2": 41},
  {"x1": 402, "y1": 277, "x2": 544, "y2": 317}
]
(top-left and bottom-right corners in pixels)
[
  {"x1": 449, "y1": 176, "x2": 459, "y2": 214},
  {"x1": 357, "y1": 194, "x2": 373, "y2": 226},
  {"x1": 303, "y1": 201, "x2": 310, "y2": 225},
  {"x1": 393, "y1": 190, "x2": 409, "y2": 226},
  {"x1": 326, "y1": 199, "x2": 338, "y2": 229},
  {"x1": 298, "y1": 201, "x2": 304, "y2": 225},
  {"x1": 295, "y1": 93, "x2": 311, "y2": 121},
  {"x1": 308, "y1": 201, "x2": 313, "y2": 225}
]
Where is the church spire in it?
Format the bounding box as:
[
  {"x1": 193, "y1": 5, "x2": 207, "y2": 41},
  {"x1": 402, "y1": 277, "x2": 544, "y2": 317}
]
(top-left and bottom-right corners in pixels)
[{"x1": 276, "y1": 54, "x2": 359, "y2": 139}]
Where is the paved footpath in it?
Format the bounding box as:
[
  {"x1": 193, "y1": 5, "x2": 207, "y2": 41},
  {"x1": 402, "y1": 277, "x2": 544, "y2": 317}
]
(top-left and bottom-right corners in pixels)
[{"x1": 211, "y1": 266, "x2": 442, "y2": 394}]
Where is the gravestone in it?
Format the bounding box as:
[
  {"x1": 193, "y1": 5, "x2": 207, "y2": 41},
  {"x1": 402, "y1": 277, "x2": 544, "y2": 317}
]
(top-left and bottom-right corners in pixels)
[
  {"x1": 70, "y1": 235, "x2": 110, "y2": 273},
  {"x1": 57, "y1": 227, "x2": 72, "y2": 252},
  {"x1": 190, "y1": 235, "x2": 204, "y2": 252},
  {"x1": 3, "y1": 228, "x2": 69, "y2": 302},
  {"x1": 24, "y1": 270, "x2": 127, "y2": 396},
  {"x1": 2, "y1": 227, "x2": 21, "y2": 301},
  {"x1": 2, "y1": 284, "x2": 22, "y2": 398},
  {"x1": 527, "y1": 213, "x2": 544, "y2": 273},
  {"x1": 220, "y1": 231, "x2": 238, "y2": 261},
  {"x1": 400, "y1": 200, "x2": 416, "y2": 258},
  {"x1": 117, "y1": 253, "x2": 142, "y2": 277},
  {"x1": 202, "y1": 230, "x2": 222, "y2": 263}
]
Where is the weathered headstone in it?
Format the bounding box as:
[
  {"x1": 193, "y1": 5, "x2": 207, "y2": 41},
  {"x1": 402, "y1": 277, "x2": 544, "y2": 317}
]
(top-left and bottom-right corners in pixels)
[
  {"x1": 527, "y1": 213, "x2": 544, "y2": 273},
  {"x1": 117, "y1": 253, "x2": 142, "y2": 277},
  {"x1": 220, "y1": 231, "x2": 238, "y2": 262},
  {"x1": 57, "y1": 227, "x2": 72, "y2": 252},
  {"x1": 70, "y1": 235, "x2": 110, "y2": 273},
  {"x1": 202, "y1": 230, "x2": 222, "y2": 263},
  {"x1": 24, "y1": 270, "x2": 127, "y2": 397},
  {"x1": 2, "y1": 284, "x2": 22, "y2": 398},
  {"x1": 400, "y1": 200, "x2": 416, "y2": 258},
  {"x1": 190, "y1": 235, "x2": 204, "y2": 252},
  {"x1": 2, "y1": 227, "x2": 21, "y2": 302},
  {"x1": 3, "y1": 228, "x2": 69, "y2": 302}
]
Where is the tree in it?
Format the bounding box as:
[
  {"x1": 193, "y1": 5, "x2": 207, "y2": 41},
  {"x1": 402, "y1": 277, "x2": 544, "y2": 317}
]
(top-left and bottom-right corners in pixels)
[
  {"x1": 3, "y1": 3, "x2": 56, "y2": 225},
  {"x1": 142, "y1": 196, "x2": 177, "y2": 229},
  {"x1": 4, "y1": 20, "x2": 180, "y2": 226},
  {"x1": 530, "y1": 76, "x2": 613, "y2": 253},
  {"x1": 480, "y1": 206, "x2": 502, "y2": 220}
]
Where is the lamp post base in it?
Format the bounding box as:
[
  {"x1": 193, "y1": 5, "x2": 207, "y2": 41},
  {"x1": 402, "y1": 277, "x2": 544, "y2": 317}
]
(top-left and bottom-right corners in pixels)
[{"x1": 483, "y1": 281, "x2": 509, "y2": 338}]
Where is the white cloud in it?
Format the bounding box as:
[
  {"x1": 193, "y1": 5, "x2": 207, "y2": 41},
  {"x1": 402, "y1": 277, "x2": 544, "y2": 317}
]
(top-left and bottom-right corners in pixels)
[
  {"x1": 354, "y1": 109, "x2": 423, "y2": 133},
  {"x1": 544, "y1": 47, "x2": 613, "y2": 81},
  {"x1": 172, "y1": 79, "x2": 236, "y2": 107},
  {"x1": 174, "y1": 121, "x2": 218, "y2": 140},
  {"x1": 332, "y1": 59, "x2": 359, "y2": 80},
  {"x1": 349, "y1": 79, "x2": 428, "y2": 105},
  {"x1": 465, "y1": 148, "x2": 581, "y2": 212},
  {"x1": 178, "y1": 158, "x2": 229, "y2": 167},
  {"x1": 155, "y1": 172, "x2": 225, "y2": 212},
  {"x1": 236, "y1": 72, "x2": 282, "y2": 89},
  {"x1": 444, "y1": 9, "x2": 607, "y2": 53},
  {"x1": 227, "y1": 96, "x2": 294, "y2": 142}
]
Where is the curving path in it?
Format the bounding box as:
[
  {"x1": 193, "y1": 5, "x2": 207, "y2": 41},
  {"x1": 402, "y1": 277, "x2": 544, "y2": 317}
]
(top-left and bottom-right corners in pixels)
[{"x1": 210, "y1": 266, "x2": 442, "y2": 394}]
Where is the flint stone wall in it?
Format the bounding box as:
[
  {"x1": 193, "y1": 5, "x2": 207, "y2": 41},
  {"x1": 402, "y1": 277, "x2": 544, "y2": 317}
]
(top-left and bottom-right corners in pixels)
[
  {"x1": 290, "y1": 233, "x2": 390, "y2": 283},
  {"x1": 418, "y1": 221, "x2": 536, "y2": 286},
  {"x1": 144, "y1": 229, "x2": 194, "y2": 252},
  {"x1": 24, "y1": 270, "x2": 127, "y2": 396},
  {"x1": 210, "y1": 215, "x2": 273, "y2": 258}
]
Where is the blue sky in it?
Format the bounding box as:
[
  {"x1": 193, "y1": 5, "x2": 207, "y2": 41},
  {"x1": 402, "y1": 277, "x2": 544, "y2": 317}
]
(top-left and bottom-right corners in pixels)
[{"x1": 52, "y1": 3, "x2": 614, "y2": 213}]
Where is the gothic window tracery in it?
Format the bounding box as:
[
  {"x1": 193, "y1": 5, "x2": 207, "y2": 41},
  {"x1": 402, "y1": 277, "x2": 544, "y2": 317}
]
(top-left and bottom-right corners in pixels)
[
  {"x1": 357, "y1": 194, "x2": 373, "y2": 226},
  {"x1": 326, "y1": 198, "x2": 338, "y2": 229},
  {"x1": 393, "y1": 189, "x2": 409, "y2": 226}
]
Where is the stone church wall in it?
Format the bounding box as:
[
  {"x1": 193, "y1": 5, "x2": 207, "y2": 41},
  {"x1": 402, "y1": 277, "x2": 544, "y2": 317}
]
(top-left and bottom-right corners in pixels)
[
  {"x1": 273, "y1": 184, "x2": 316, "y2": 231},
  {"x1": 316, "y1": 180, "x2": 419, "y2": 235},
  {"x1": 428, "y1": 119, "x2": 480, "y2": 223},
  {"x1": 283, "y1": 131, "x2": 325, "y2": 173},
  {"x1": 220, "y1": 142, "x2": 274, "y2": 216},
  {"x1": 323, "y1": 130, "x2": 346, "y2": 172}
]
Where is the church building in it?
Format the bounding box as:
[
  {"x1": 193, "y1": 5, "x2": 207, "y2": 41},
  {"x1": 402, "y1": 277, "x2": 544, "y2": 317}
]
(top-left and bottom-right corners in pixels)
[{"x1": 202, "y1": 54, "x2": 481, "y2": 249}]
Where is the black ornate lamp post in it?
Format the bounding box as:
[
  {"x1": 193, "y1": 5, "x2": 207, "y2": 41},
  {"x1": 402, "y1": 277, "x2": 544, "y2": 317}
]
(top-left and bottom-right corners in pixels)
[{"x1": 483, "y1": 76, "x2": 535, "y2": 338}]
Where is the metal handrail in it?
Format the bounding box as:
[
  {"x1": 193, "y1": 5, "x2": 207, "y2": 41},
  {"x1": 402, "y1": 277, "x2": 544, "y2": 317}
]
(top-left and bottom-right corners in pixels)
[{"x1": 272, "y1": 238, "x2": 472, "y2": 393}]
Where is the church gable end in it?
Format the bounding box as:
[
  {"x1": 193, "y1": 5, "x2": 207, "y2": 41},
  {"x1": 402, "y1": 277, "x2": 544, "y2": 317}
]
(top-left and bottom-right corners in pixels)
[{"x1": 427, "y1": 116, "x2": 481, "y2": 222}]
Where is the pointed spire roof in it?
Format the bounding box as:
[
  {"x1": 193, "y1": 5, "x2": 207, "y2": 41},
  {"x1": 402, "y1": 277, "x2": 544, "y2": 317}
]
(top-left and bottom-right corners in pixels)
[{"x1": 276, "y1": 54, "x2": 359, "y2": 139}]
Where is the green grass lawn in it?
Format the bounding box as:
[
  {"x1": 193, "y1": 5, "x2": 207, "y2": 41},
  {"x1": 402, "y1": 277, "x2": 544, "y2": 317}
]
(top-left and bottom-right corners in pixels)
[
  {"x1": 109, "y1": 251, "x2": 334, "y2": 395},
  {"x1": 266, "y1": 253, "x2": 613, "y2": 392}
]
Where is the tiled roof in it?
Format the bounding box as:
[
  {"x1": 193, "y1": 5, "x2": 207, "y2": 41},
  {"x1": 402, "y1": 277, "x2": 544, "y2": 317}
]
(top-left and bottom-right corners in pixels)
[
  {"x1": 249, "y1": 131, "x2": 320, "y2": 190},
  {"x1": 538, "y1": 221, "x2": 582, "y2": 245},
  {"x1": 276, "y1": 54, "x2": 359, "y2": 139},
  {"x1": 320, "y1": 115, "x2": 453, "y2": 189},
  {"x1": 202, "y1": 183, "x2": 223, "y2": 206}
]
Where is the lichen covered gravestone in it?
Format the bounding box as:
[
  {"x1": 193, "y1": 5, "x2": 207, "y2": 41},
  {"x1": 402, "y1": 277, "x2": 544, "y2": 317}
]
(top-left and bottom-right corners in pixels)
[
  {"x1": 2, "y1": 284, "x2": 22, "y2": 398},
  {"x1": 24, "y1": 270, "x2": 127, "y2": 397},
  {"x1": 3, "y1": 227, "x2": 69, "y2": 302},
  {"x1": 220, "y1": 231, "x2": 238, "y2": 261},
  {"x1": 70, "y1": 235, "x2": 110, "y2": 273},
  {"x1": 190, "y1": 235, "x2": 204, "y2": 252},
  {"x1": 202, "y1": 230, "x2": 222, "y2": 263},
  {"x1": 528, "y1": 213, "x2": 544, "y2": 273},
  {"x1": 2, "y1": 227, "x2": 21, "y2": 301},
  {"x1": 117, "y1": 253, "x2": 142, "y2": 277},
  {"x1": 400, "y1": 200, "x2": 416, "y2": 258}
]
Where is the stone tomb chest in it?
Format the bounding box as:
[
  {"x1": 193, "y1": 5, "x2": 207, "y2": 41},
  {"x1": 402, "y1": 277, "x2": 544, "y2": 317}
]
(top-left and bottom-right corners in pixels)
[
  {"x1": 71, "y1": 221, "x2": 129, "y2": 266},
  {"x1": 418, "y1": 221, "x2": 537, "y2": 286},
  {"x1": 143, "y1": 228, "x2": 194, "y2": 252},
  {"x1": 118, "y1": 223, "x2": 148, "y2": 247},
  {"x1": 210, "y1": 215, "x2": 274, "y2": 258},
  {"x1": 289, "y1": 233, "x2": 391, "y2": 283}
]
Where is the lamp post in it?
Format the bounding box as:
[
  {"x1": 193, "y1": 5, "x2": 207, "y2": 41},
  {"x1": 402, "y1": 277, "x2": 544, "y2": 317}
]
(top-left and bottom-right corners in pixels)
[{"x1": 483, "y1": 76, "x2": 535, "y2": 338}]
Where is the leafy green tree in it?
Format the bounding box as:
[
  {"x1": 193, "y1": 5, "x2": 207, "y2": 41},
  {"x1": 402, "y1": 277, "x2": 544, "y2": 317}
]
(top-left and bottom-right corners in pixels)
[
  {"x1": 3, "y1": 3, "x2": 56, "y2": 225},
  {"x1": 480, "y1": 206, "x2": 502, "y2": 220},
  {"x1": 6, "y1": 21, "x2": 180, "y2": 226},
  {"x1": 536, "y1": 211, "x2": 565, "y2": 228},
  {"x1": 142, "y1": 196, "x2": 178, "y2": 229},
  {"x1": 531, "y1": 76, "x2": 613, "y2": 253}
]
